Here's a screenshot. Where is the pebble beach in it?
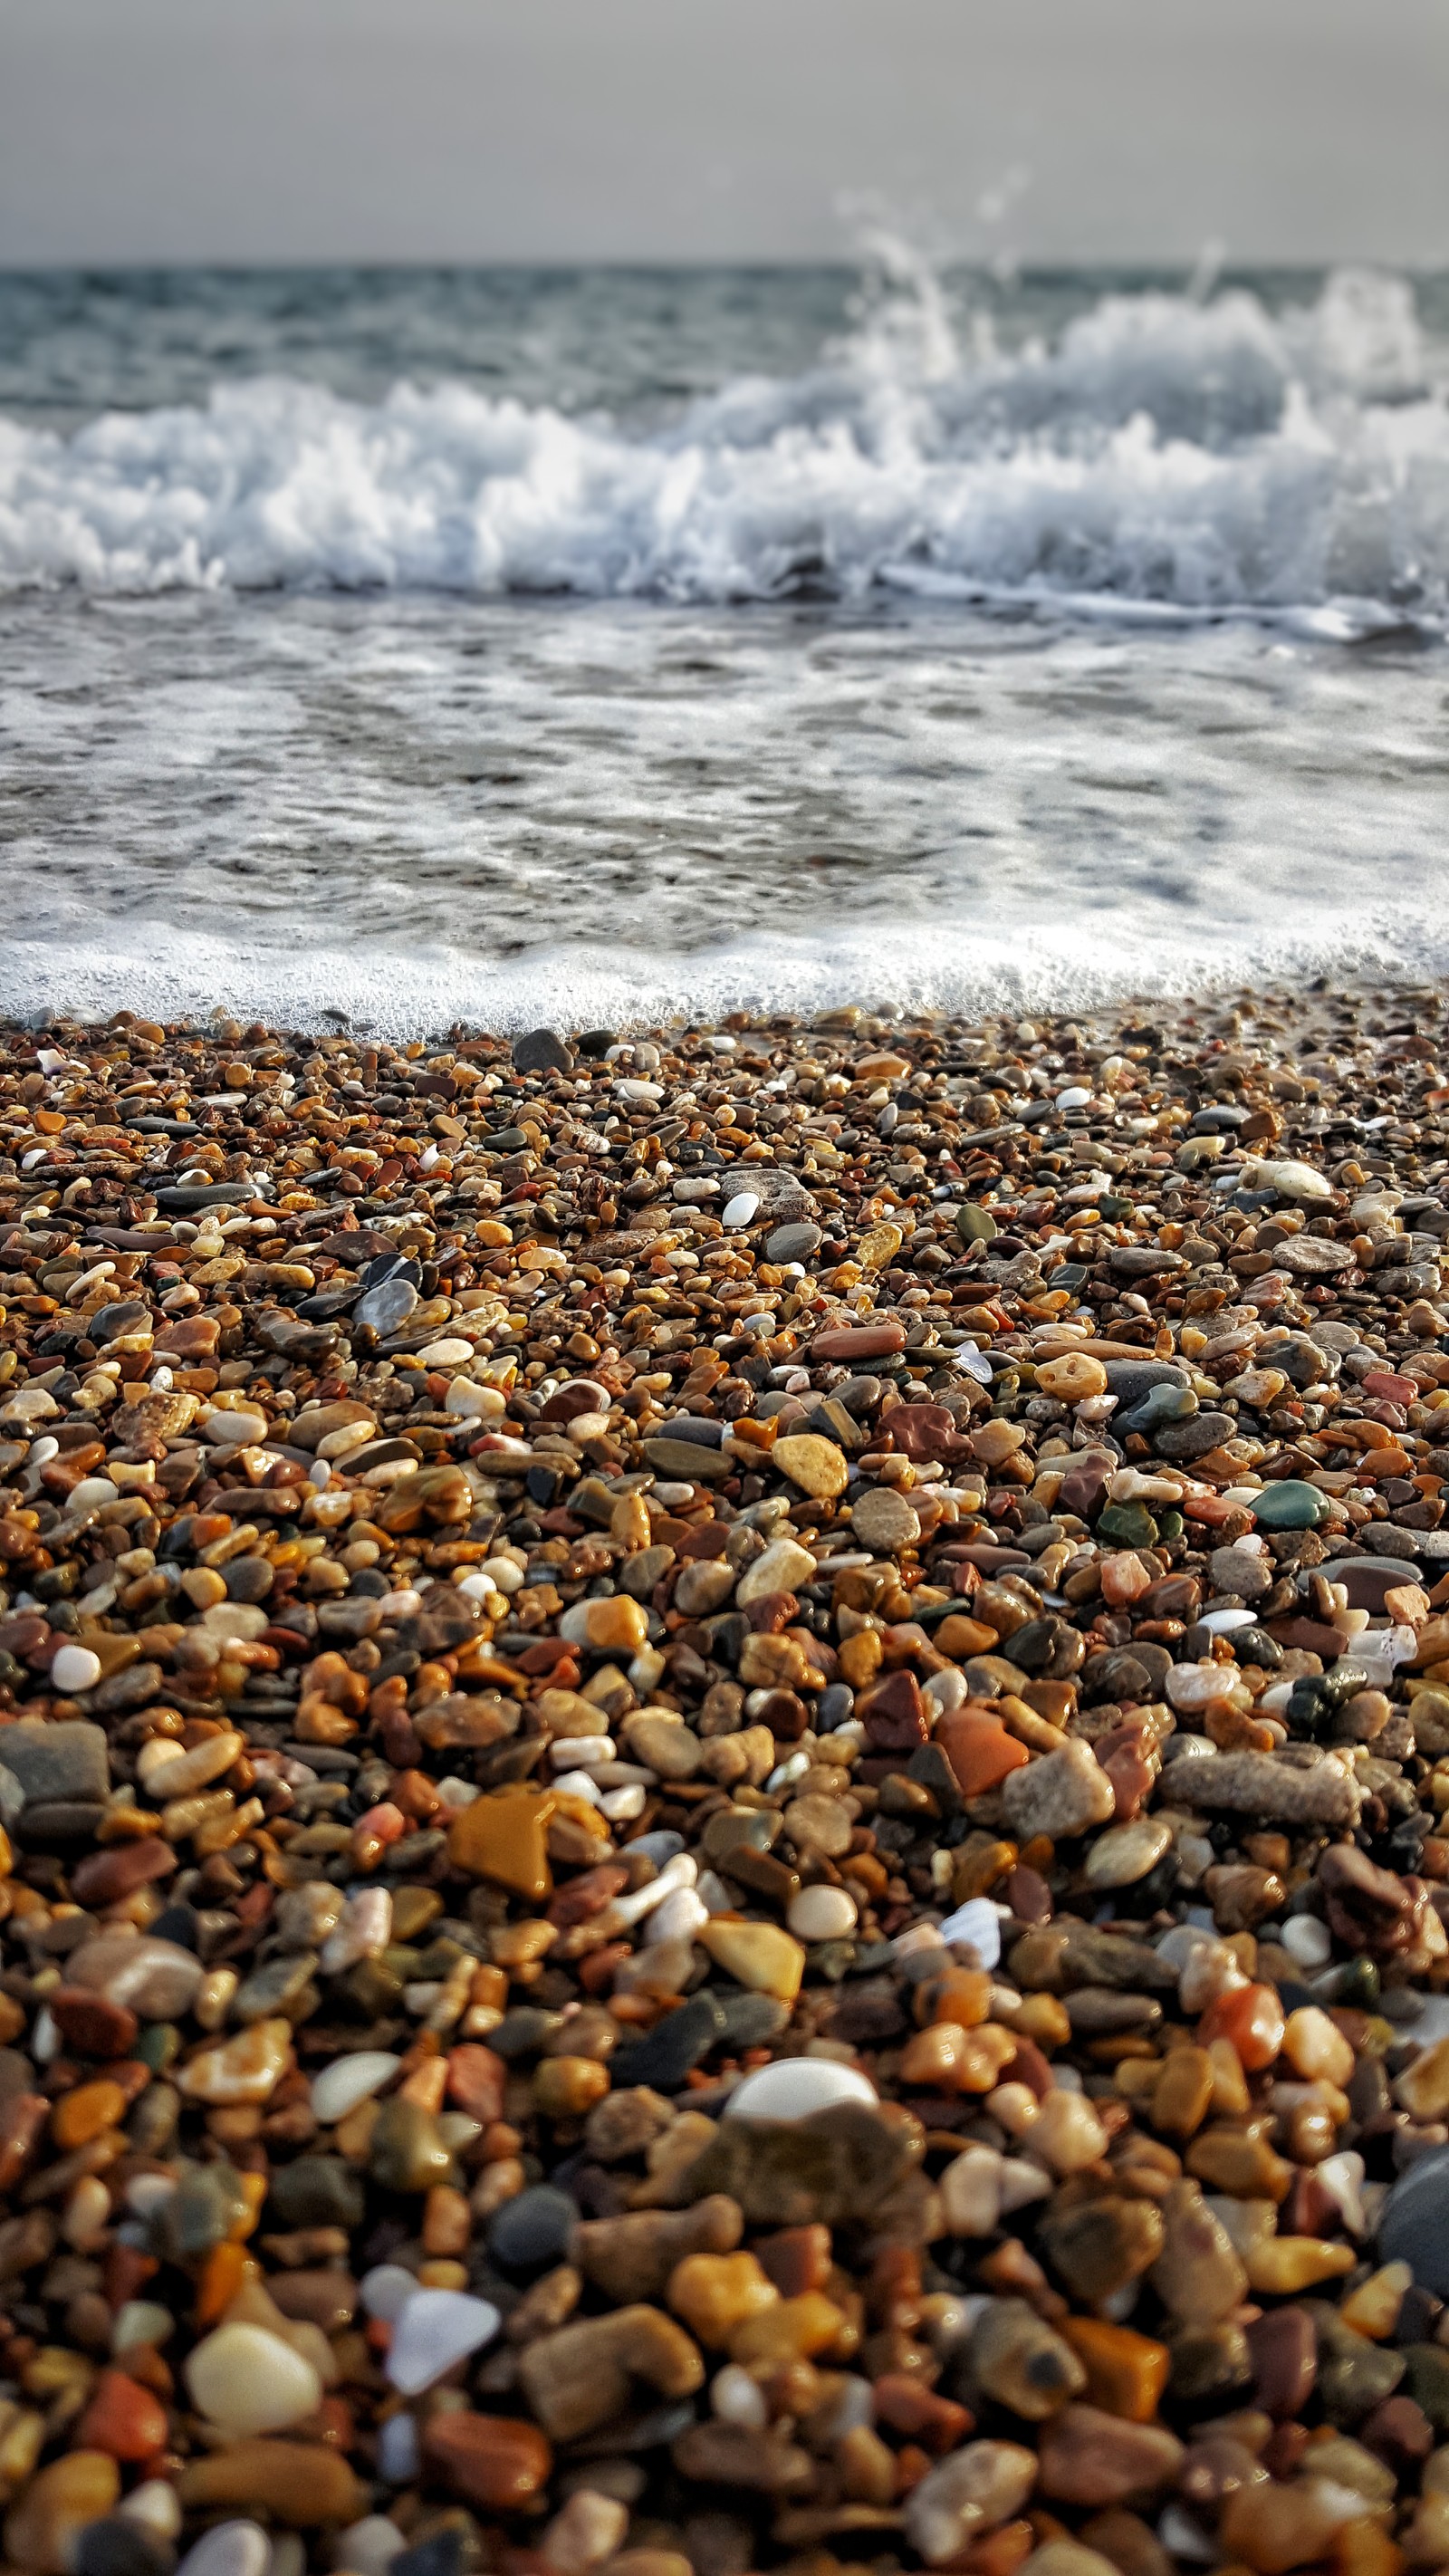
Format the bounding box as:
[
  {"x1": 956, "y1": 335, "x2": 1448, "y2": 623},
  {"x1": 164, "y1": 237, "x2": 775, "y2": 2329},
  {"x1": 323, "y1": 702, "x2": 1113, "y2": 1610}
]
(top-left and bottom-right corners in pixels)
[{"x1": 8, "y1": 988, "x2": 1449, "y2": 2576}]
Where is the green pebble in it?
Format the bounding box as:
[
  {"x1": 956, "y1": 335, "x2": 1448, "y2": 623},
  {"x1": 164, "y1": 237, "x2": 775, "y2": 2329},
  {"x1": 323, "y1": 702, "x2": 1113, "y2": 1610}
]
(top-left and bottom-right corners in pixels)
[
  {"x1": 1251, "y1": 1478, "x2": 1328, "y2": 1530},
  {"x1": 1157, "y1": 1509, "x2": 1185, "y2": 1540},
  {"x1": 957, "y1": 1204, "x2": 998, "y2": 1245},
  {"x1": 1097, "y1": 1501, "x2": 1160, "y2": 1547},
  {"x1": 134, "y1": 2022, "x2": 179, "y2": 2072}
]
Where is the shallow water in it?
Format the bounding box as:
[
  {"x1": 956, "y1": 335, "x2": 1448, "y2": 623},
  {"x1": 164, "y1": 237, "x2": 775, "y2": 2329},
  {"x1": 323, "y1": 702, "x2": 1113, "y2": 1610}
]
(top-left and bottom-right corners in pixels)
[{"x1": 2, "y1": 255, "x2": 1447, "y2": 1033}]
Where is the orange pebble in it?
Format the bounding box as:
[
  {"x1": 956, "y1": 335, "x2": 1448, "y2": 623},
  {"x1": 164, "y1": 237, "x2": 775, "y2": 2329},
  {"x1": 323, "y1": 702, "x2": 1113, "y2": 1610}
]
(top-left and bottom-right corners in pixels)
[
  {"x1": 195, "y1": 2241, "x2": 254, "y2": 2324},
  {"x1": 1197, "y1": 1981, "x2": 1285, "y2": 2072},
  {"x1": 51, "y1": 2080, "x2": 127, "y2": 2148}
]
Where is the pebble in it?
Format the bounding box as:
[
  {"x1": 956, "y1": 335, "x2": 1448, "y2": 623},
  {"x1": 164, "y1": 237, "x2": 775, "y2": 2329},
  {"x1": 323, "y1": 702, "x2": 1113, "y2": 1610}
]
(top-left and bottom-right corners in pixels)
[
  {"x1": 310, "y1": 2051, "x2": 401, "y2": 2124},
  {"x1": 384, "y1": 2288, "x2": 501, "y2": 2393},
  {"x1": 4, "y1": 994, "x2": 1449, "y2": 2573},
  {"x1": 183, "y1": 2324, "x2": 321, "y2": 2436},
  {"x1": 723, "y1": 2059, "x2": 878, "y2": 2121},
  {"x1": 786, "y1": 1882, "x2": 859, "y2": 1941},
  {"x1": 175, "y1": 2525, "x2": 271, "y2": 2576}
]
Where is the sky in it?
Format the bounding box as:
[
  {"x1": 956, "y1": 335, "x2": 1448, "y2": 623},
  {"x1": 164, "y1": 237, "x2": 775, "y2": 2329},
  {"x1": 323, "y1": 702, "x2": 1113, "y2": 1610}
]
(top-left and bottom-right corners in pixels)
[{"x1": 1, "y1": 0, "x2": 1446, "y2": 270}]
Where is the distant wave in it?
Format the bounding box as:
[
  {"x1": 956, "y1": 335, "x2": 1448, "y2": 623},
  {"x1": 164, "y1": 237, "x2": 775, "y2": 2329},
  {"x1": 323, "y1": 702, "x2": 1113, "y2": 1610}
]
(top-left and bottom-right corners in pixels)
[{"x1": 2, "y1": 267, "x2": 1447, "y2": 619}]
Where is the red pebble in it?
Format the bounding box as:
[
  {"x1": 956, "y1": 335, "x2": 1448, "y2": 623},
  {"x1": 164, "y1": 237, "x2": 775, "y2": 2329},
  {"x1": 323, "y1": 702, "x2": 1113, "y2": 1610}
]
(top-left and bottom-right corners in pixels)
[
  {"x1": 445, "y1": 2043, "x2": 507, "y2": 2124},
  {"x1": 77, "y1": 2369, "x2": 168, "y2": 2461},
  {"x1": 71, "y1": 1838, "x2": 177, "y2": 1908},
  {"x1": 873, "y1": 2374, "x2": 974, "y2": 2455},
  {"x1": 47, "y1": 1989, "x2": 139, "y2": 2060}
]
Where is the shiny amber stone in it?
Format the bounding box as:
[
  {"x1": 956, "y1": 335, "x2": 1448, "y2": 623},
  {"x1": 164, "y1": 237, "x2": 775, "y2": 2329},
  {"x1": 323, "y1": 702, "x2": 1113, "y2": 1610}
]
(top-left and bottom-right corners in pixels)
[{"x1": 1197, "y1": 1982, "x2": 1285, "y2": 2072}]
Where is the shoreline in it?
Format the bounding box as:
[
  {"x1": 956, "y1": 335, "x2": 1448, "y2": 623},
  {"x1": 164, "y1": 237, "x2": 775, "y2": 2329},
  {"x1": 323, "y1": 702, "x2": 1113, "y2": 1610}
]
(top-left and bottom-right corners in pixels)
[{"x1": 5, "y1": 991, "x2": 1449, "y2": 2569}]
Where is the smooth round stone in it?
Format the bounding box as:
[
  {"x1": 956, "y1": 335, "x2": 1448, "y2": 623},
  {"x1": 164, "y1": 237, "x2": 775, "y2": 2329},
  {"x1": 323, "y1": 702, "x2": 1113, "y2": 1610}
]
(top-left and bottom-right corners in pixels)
[
  {"x1": 724, "y1": 2059, "x2": 878, "y2": 2122},
  {"x1": 722, "y1": 1193, "x2": 761, "y2": 1229},
  {"x1": 1281, "y1": 1914, "x2": 1333, "y2": 1969},
  {"x1": 69, "y1": 1936, "x2": 204, "y2": 2022},
  {"x1": 936, "y1": 1897, "x2": 1003, "y2": 1967},
  {"x1": 1378, "y1": 2147, "x2": 1449, "y2": 2294},
  {"x1": 787, "y1": 1884, "x2": 859, "y2": 1943},
  {"x1": 177, "y1": 2525, "x2": 270, "y2": 2576},
  {"x1": 184, "y1": 2322, "x2": 321, "y2": 2436},
  {"x1": 1084, "y1": 1819, "x2": 1174, "y2": 1889},
  {"x1": 849, "y1": 1485, "x2": 922, "y2": 1553},
  {"x1": 766, "y1": 1222, "x2": 821, "y2": 1264},
  {"x1": 360, "y1": 2264, "x2": 421, "y2": 2324},
  {"x1": 385, "y1": 2289, "x2": 501, "y2": 2394},
  {"x1": 355, "y1": 1275, "x2": 418, "y2": 1333},
  {"x1": 51, "y1": 1643, "x2": 102, "y2": 1694},
  {"x1": 311, "y1": 2052, "x2": 401, "y2": 2126},
  {"x1": 333, "y1": 2520, "x2": 406, "y2": 2576},
  {"x1": 488, "y1": 2185, "x2": 579, "y2": 2273},
  {"x1": 1252, "y1": 1479, "x2": 1329, "y2": 1532}
]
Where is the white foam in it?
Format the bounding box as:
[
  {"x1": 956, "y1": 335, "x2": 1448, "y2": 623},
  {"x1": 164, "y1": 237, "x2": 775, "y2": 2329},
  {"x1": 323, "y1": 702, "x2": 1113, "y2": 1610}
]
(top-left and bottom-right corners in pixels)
[
  {"x1": 6, "y1": 898, "x2": 1449, "y2": 1042},
  {"x1": 1, "y1": 270, "x2": 1445, "y2": 619}
]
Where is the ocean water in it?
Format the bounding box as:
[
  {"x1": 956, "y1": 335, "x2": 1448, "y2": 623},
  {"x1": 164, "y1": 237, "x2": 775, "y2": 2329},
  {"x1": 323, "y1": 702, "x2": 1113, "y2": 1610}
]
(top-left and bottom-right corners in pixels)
[{"x1": 2, "y1": 252, "x2": 1448, "y2": 1034}]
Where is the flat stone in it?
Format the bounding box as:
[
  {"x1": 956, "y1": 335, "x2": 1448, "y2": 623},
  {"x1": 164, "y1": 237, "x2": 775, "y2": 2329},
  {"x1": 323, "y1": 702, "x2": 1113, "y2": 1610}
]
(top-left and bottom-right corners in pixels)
[
  {"x1": 385, "y1": 2289, "x2": 501, "y2": 2394},
  {"x1": 1084, "y1": 1819, "x2": 1173, "y2": 1888},
  {"x1": 68, "y1": 1935, "x2": 204, "y2": 2021},
  {"x1": 0, "y1": 1720, "x2": 109, "y2": 1806},
  {"x1": 766, "y1": 1223, "x2": 822, "y2": 1264},
  {"x1": 772, "y1": 1434, "x2": 848, "y2": 1500},
  {"x1": 849, "y1": 1485, "x2": 921, "y2": 1552},
  {"x1": 1001, "y1": 1739, "x2": 1115, "y2": 1842},
  {"x1": 446, "y1": 1788, "x2": 555, "y2": 1898},
  {"x1": 513, "y1": 1029, "x2": 571, "y2": 1074},
  {"x1": 1252, "y1": 1479, "x2": 1329, "y2": 1531}
]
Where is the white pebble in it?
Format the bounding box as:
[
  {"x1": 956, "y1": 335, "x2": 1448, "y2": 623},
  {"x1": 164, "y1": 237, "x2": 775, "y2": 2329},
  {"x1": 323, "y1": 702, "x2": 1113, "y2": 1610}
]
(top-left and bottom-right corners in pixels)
[
  {"x1": 385, "y1": 2288, "x2": 501, "y2": 2395},
  {"x1": 1281, "y1": 1914, "x2": 1332, "y2": 1969},
  {"x1": 644, "y1": 1887, "x2": 709, "y2": 1946},
  {"x1": 936, "y1": 1897, "x2": 1003, "y2": 1969},
  {"x1": 724, "y1": 2060, "x2": 878, "y2": 2122},
  {"x1": 923, "y1": 1667, "x2": 967, "y2": 1716},
  {"x1": 178, "y1": 2525, "x2": 271, "y2": 2576},
  {"x1": 311, "y1": 2052, "x2": 401, "y2": 2125},
  {"x1": 120, "y1": 2485, "x2": 183, "y2": 2543},
  {"x1": 185, "y1": 2322, "x2": 321, "y2": 2436},
  {"x1": 787, "y1": 1885, "x2": 859, "y2": 1943},
  {"x1": 331, "y1": 2522, "x2": 405, "y2": 2576},
  {"x1": 711, "y1": 2362, "x2": 769, "y2": 2427},
  {"x1": 723, "y1": 1192, "x2": 761, "y2": 1229}
]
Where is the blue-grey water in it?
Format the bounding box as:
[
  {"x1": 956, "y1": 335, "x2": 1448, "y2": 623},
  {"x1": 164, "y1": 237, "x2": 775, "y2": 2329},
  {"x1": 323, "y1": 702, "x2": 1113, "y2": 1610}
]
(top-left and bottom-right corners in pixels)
[{"x1": 2, "y1": 254, "x2": 1448, "y2": 1033}]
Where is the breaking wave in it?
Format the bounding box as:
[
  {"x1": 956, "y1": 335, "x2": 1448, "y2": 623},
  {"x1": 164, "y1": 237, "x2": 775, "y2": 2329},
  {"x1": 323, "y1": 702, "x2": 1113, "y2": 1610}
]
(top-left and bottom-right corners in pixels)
[{"x1": 2, "y1": 265, "x2": 1447, "y2": 620}]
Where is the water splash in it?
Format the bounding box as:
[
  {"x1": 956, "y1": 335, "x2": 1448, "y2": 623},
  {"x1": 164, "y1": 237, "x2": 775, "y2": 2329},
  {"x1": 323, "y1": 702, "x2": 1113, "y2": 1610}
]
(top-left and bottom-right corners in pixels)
[{"x1": 0, "y1": 263, "x2": 1445, "y2": 621}]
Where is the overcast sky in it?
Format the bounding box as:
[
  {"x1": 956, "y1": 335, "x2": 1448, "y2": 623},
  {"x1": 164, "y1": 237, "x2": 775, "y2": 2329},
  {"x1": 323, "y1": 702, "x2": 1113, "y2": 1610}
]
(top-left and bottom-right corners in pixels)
[{"x1": 2, "y1": 0, "x2": 1446, "y2": 269}]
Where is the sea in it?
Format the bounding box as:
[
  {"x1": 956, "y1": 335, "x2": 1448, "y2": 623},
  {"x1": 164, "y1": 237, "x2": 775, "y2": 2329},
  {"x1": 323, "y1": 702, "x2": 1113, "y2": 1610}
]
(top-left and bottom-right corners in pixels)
[{"x1": 2, "y1": 247, "x2": 1448, "y2": 1037}]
